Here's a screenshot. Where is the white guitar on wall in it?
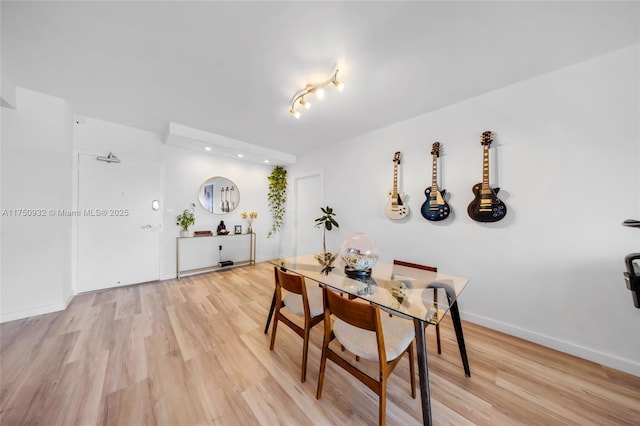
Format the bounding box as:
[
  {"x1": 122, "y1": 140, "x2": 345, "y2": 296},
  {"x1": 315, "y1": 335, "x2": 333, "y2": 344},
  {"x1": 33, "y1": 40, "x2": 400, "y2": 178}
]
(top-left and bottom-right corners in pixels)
[{"x1": 385, "y1": 151, "x2": 409, "y2": 220}]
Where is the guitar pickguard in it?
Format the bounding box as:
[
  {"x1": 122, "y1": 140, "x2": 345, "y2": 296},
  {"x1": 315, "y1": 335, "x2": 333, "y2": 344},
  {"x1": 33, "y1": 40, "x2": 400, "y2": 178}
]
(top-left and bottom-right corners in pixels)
[{"x1": 385, "y1": 191, "x2": 408, "y2": 220}]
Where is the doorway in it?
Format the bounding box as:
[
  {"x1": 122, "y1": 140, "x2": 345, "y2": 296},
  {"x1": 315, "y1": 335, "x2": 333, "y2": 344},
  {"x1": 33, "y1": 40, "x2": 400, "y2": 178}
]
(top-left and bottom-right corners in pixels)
[
  {"x1": 294, "y1": 172, "x2": 322, "y2": 256},
  {"x1": 77, "y1": 153, "x2": 161, "y2": 292}
]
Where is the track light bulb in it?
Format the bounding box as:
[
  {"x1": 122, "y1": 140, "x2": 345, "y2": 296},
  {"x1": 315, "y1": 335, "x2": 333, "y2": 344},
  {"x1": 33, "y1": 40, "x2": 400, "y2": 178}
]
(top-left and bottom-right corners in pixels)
[{"x1": 289, "y1": 66, "x2": 345, "y2": 118}]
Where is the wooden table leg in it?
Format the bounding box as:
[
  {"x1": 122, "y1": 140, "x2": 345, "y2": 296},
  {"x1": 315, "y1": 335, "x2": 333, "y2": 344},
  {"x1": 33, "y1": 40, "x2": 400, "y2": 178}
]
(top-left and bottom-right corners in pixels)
[
  {"x1": 414, "y1": 318, "x2": 432, "y2": 426},
  {"x1": 264, "y1": 291, "x2": 276, "y2": 334}
]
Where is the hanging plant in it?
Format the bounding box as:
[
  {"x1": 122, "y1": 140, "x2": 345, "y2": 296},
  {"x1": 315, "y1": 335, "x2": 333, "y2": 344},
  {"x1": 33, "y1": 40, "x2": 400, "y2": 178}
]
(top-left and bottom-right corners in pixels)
[{"x1": 267, "y1": 165, "x2": 287, "y2": 238}]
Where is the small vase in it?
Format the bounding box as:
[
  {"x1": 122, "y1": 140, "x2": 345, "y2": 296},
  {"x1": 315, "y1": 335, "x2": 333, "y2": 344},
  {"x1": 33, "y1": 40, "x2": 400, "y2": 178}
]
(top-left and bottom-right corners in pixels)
[
  {"x1": 180, "y1": 230, "x2": 190, "y2": 238},
  {"x1": 247, "y1": 225, "x2": 252, "y2": 234}
]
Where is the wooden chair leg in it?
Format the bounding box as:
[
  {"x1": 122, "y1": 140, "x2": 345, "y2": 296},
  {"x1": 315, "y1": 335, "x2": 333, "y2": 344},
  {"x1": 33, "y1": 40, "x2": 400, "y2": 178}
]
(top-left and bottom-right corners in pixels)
[
  {"x1": 316, "y1": 346, "x2": 328, "y2": 399},
  {"x1": 269, "y1": 310, "x2": 279, "y2": 350},
  {"x1": 301, "y1": 327, "x2": 310, "y2": 383},
  {"x1": 408, "y1": 342, "x2": 416, "y2": 399},
  {"x1": 379, "y1": 379, "x2": 387, "y2": 426}
]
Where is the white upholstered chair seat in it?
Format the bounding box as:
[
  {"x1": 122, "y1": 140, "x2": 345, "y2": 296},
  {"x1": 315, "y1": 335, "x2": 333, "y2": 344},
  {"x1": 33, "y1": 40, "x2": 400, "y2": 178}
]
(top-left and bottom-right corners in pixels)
[
  {"x1": 283, "y1": 285, "x2": 324, "y2": 317},
  {"x1": 334, "y1": 315, "x2": 415, "y2": 361}
]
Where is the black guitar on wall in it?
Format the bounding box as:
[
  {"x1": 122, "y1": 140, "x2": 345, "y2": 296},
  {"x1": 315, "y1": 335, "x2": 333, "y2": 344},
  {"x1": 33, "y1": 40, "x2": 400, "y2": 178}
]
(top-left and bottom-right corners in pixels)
[
  {"x1": 421, "y1": 142, "x2": 450, "y2": 221},
  {"x1": 467, "y1": 131, "x2": 507, "y2": 222}
]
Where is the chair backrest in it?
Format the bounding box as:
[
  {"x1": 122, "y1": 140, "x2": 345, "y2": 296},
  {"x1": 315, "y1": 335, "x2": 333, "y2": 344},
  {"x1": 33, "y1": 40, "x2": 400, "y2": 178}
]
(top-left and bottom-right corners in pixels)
[
  {"x1": 393, "y1": 259, "x2": 437, "y2": 272},
  {"x1": 393, "y1": 259, "x2": 457, "y2": 305},
  {"x1": 323, "y1": 287, "x2": 379, "y2": 332},
  {"x1": 274, "y1": 267, "x2": 305, "y2": 295},
  {"x1": 392, "y1": 260, "x2": 438, "y2": 285}
]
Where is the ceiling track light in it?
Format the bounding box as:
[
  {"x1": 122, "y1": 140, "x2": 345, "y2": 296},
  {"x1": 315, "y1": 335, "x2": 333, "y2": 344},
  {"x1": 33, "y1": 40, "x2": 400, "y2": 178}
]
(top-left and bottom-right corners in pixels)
[{"x1": 289, "y1": 68, "x2": 345, "y2": 119}]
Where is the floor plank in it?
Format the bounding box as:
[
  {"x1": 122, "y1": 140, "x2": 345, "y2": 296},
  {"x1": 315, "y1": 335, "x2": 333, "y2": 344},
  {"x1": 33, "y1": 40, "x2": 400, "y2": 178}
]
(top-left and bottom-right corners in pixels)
[{"x1": 1, "y1": 262, "x2": 639, "y2": 425}]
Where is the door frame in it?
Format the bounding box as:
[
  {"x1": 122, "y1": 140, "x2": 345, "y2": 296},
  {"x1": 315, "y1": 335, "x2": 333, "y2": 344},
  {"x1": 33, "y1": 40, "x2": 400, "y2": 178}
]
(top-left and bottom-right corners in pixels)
[
  {"x1": 71, "y1": 150, "x2": 164, "y2": 294},
  {"x1": 291, "y1": 170, "x2": 324, "y2": 257}
]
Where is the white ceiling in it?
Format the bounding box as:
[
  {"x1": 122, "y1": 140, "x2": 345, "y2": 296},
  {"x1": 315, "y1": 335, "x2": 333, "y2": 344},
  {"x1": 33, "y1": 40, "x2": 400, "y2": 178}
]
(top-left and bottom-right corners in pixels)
[{"x1": 2, "y1": 1, "x2": 638, "y2": 158}]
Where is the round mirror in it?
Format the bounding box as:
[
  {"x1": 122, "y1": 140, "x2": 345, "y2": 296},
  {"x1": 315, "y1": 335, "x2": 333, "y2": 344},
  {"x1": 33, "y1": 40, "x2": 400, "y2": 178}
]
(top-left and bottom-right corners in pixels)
[{"x1": 198, "y1": 176, "x2": 240, "y2": 214}]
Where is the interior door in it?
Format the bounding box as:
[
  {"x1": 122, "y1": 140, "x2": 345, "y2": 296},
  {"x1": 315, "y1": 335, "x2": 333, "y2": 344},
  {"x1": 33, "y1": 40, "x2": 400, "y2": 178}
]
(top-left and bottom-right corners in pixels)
[
  {"x1": 77, "y1": 153, "x2": 161, "y2": 292},
  {"x1": 294, "y1": 173, "x2": 322, "y2": 256}
]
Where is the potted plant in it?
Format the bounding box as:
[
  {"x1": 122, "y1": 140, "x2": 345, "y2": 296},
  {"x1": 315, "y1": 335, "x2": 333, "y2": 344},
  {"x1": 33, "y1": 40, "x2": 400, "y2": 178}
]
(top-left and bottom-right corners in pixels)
[
  {"x1": 314, "y1": 206, "x2": 339, "y2": 275},
  {"x1": 176, "y1": 203, "x2": 196, "y2": 237},
  {"x1": 267, "y1": 165, "x2": 287, "y2": 238}
]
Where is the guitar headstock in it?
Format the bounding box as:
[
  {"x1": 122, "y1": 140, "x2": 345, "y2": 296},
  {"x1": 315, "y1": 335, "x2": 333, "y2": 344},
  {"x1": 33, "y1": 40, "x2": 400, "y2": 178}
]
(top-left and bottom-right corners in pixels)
[
  {"x1": 481, "y1": 131, "x2": 493, "y2": 146},
  {"x1": 393, "y1": 151, "x2": 401, "y2": 165},
  {"x1": 431, "y1": 142, "x2": 440, "y2": 157}
]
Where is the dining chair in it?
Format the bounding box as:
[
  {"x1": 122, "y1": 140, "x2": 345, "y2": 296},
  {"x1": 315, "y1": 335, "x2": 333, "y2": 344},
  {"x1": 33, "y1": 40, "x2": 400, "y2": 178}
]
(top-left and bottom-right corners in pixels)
[
  {"x1": 393, "y1": 259, "x2": 471, "y2": 377},
  {"x1": 316, "y1": 287, "x2": 416, "y2": 426},
  {"x1": 269, "y1": 266, "x2": 324, "y2": 382}
]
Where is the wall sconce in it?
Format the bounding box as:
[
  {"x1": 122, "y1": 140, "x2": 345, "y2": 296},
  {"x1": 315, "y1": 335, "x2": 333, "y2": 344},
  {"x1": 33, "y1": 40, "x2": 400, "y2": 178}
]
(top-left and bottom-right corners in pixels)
[{"x1": 289, "y1": 68, "x2": 345, "y2": 119}]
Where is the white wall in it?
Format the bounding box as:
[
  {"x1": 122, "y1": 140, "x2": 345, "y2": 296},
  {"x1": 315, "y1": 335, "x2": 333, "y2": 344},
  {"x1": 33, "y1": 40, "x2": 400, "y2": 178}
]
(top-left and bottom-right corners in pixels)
[
  {"x1": 73, "y1": 117, "x2": 280, "y2": 282},
  {"x1": 162, "y1": 145, "x2": 279, "y2": 278},
  {"x1": 1, "y1": 88, "x2": 73, "y2": 321},
  {"x1": 1, "y1": 99, "x2": 281, "y2": 322},
  {"x1": 284, "y1": 45, "x2": 640, "y2": 375}
]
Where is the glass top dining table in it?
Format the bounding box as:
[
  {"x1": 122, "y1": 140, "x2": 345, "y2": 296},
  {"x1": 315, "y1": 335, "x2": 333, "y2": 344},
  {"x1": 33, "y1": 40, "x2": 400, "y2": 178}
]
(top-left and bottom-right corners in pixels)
[
  {"x1": 266, "y1": 254, "x2": 471, "y2": 426},
  {"x1": 268, "y1": 254, "x2": 469, "y2": 324}
]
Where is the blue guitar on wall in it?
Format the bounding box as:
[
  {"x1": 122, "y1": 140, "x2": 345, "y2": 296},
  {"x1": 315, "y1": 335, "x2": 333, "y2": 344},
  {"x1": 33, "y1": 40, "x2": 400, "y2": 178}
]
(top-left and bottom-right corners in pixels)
[{"x1": 421, "y1": 142, "x2": 450, "y2": 221}]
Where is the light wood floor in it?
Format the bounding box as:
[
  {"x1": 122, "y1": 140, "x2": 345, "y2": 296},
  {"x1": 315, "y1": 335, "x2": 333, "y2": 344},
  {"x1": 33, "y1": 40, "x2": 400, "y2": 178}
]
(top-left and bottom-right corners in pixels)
[{"x1": 1, "y1": 262, "x2": 639, "y2": 425}]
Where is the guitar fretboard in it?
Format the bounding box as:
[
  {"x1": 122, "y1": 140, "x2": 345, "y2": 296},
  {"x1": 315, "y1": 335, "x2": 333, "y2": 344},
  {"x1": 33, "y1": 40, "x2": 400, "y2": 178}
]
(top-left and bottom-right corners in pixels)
[
  {"x1": 429, "y1": 154, "x2": 440, "y2": 209},
  {"x1": 392, "y1": 164, "x2": 398, "y2": 198},
  {"x1": 482, "y1": 145, "x2": 490, "y2": 189},
  {"x1": 480, "y1": 145, "x2": 492, "y2": 208},
  {"x1": 431, "y1": 154, "x2": 438, "y2": 192}
]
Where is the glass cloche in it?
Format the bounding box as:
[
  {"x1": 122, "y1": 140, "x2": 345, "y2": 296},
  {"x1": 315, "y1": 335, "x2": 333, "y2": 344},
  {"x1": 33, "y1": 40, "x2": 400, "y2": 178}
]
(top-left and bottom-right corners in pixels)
[{"x1": 341, "y1": 233, "x2": 379, "y2": 277}]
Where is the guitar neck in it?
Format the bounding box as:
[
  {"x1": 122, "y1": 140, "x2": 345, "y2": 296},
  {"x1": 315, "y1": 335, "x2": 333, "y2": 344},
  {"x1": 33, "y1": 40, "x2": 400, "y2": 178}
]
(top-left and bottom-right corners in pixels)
[
  {"x1": 482, "y1": 145, "x2": 491, "y2": 192},
  {"x1": 431, "y1": 154, "x2": 438, "y2": 190},
  {"x1": 392, "y1": 164, "x2": 399, "y2": 196}
]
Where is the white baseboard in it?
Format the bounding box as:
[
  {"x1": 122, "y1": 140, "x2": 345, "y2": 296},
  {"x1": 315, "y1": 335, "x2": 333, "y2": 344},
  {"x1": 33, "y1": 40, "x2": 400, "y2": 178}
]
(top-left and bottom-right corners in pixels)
[
  {"x1": 1, "y1": 299, "x2": 70, "y2": 323},
  {"x1": 463, "y1": 312, "x2": 640, "y2": 377}
]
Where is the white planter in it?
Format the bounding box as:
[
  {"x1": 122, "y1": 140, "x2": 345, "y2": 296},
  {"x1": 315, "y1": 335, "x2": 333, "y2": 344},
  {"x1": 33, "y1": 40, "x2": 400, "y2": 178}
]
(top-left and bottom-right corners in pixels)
[{"x1": 180, "y1": 230, "x2": 191, "y2": 238}]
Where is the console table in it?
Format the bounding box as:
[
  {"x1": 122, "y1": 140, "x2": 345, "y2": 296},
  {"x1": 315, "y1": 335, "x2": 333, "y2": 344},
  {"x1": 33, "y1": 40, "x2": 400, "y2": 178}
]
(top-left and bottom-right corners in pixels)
[{"x1": 176, "y1": 233, "x2": 256, "y2": 279}]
